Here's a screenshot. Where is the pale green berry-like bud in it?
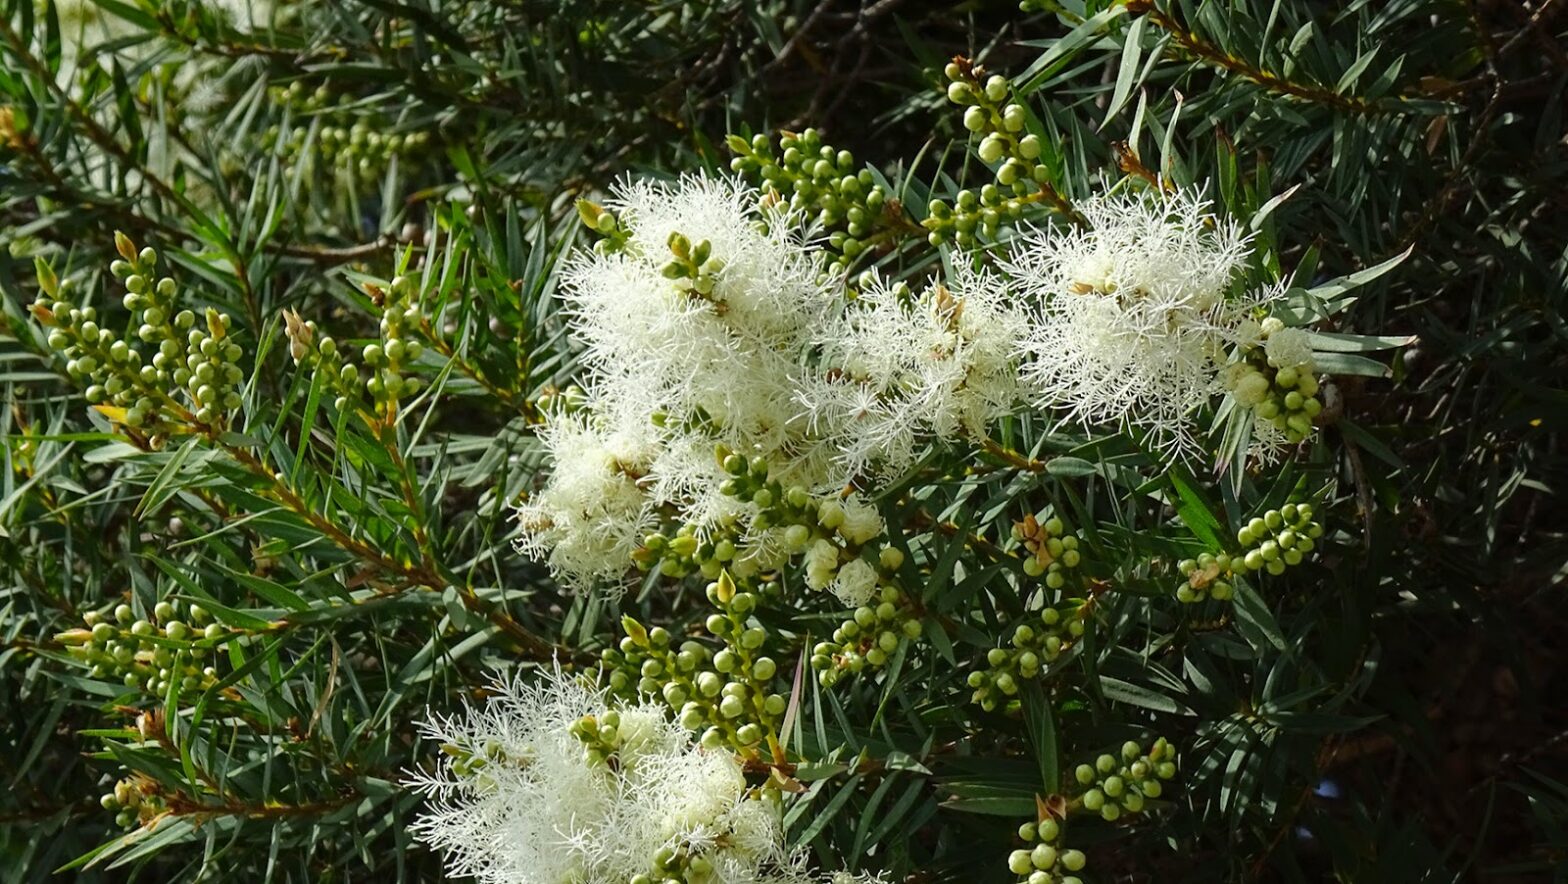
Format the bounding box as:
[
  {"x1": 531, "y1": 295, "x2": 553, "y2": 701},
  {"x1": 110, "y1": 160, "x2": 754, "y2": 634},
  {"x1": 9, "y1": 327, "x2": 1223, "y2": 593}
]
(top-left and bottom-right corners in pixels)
[
  {"x1": 1082, "y1": 789, "x2": 1105, "y2": 811},
  {"x1": 1060, "y1": 849, "x2": 1086, "y2": 872},
  {"x1": 946, "y1": 81, "x2": 971, "y2": 104},
  {"x1": 984, "y1": 75, "x2": 1009, "y2": 101},
  {"x1": 1030, "y1": 844, "x2": 1057, "y2": 870},
  {"x1": 963, "y1": 106, "x2": 987, "y2": 132},
  {"x1": 1008, "y1": 850, "x2": 1033, "y2": 875}
]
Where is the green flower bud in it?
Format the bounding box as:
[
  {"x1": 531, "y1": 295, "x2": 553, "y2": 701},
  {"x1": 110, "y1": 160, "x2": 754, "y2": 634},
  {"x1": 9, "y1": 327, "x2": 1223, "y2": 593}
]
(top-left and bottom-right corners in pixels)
[{"x1": 1008, "y1": 850, "x2": 1033, "y2": 875}]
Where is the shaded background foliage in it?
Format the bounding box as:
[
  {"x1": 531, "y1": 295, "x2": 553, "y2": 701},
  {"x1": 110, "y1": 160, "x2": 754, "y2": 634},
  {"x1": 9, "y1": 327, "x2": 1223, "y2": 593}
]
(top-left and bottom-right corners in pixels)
[{"x1": 0, "y1": 0, "x2": 1565, "y2": 881}]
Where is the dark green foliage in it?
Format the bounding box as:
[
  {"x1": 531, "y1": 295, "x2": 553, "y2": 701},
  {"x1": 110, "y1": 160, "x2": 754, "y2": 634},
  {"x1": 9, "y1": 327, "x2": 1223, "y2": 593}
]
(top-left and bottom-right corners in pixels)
[{"x1": 1, "y1": 0, "x2": 1565, "y2": 881}]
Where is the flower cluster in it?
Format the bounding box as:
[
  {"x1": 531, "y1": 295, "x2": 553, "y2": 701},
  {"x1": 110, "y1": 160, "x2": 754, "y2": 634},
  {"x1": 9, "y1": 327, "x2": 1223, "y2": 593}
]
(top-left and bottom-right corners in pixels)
[
  {"x1": 1004, "y1": 188, "x2": 1265, "y2": 455},
  {"x1": 799, "y1": 268, "x2": 1026, "y2": 481},
  {"x1": 410, "y1": 670, "x2": 805, "y2": 884},
  {"x1": 517, "y1": 175, "x2": 840, "y2": 588}
]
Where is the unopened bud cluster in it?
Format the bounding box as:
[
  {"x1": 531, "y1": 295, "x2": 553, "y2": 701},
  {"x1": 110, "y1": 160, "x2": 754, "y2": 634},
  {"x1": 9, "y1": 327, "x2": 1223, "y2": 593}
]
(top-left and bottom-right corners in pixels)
[
  {"x1": 1175, "y1": 552, "x2": 1236, "y2": 602},
  {"x1": 59, "y1": 599, "x2": 229, "y2": 697},
  {"x1": 263, "y1": 84, "x2": 432, "y2": 177},
  {"x1": 1014, "y1": 514, "x2": 1083, "y2": 587},
  {"x1": 33, "y1": 234, "x2": 244, "y2": 431},
  {"x1": 286, "y1": 275, "x2": 427, "y2": 415},
  {"x1": 636, "y1": 842, "x2": 727, "y2": 884},
  {"x1": 662, "y1": 232, "x2": 726, "y2": 299},
  {"x1": 1006, "y1": 817, "x2": 1087, "y2": 884},
  {"x1": 533, "y1": 383, "x2": 587, "y2": 415},
  {"x1": 632, "y1": 452, "x2": 771, "y2": 581},
  {"x1": 575, "y1": 200, "x2": 629, "y2": 255},
  {"x1": 439, "y1": 738, "x2": 503, "y2": 780},
  {"x1": 1234, "y1": 503, "x2": 1321, "y2": 575},
  {"x1": 1072, "y1": 738, "x2": 1176, "y2": 822},
  {"x1": 364, "y1": 274, "x2": 427, "y2": 410},
  {"x1": 968, "y1": 601, "x2": 1087, "y2": 711},
  {"x1": 570, "y1": 709, "x2": 630, "y2": 768},
  {"x1": 99, "y1": 776, "x2": 162, "y2": 829},
  {"x1": 926, "y1": 62, "x2": 1052, "y2": 247},
  {"x1": 727, "y1": 129, "x2": 895, "y2": 266},
  {"x1": 282, "y1": 308, "x2": 363, "y2": 411},
  {"x1": 1176, "y1": 503, "x2": 1323, "y2": 602},
  {"x1": 811, "y1": 577, "x2": 922, "y2": 687},
  {"x1": 1225, "y1": 319, "x2": 1322, "y2": 444},
  {"x1": 603, "y1": 577, "x2": 786, "y2": 754}
]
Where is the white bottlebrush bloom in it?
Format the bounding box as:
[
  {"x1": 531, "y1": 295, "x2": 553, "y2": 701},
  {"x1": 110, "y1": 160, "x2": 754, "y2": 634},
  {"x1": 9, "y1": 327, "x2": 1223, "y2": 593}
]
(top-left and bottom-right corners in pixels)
[
  {"x1": 556, "y1": 174, "x2": 842, "y2": 545},
  {"x1": 800, "y1": 267, "x2": 1026, "y2": 480},
  {"x1": 410, "y1": 670, "x2": 807, "y2": 884},
  {"x1": 513, "y1": 407, "x2": 661, "y2": 590},
  {"x1": 562, "y1": 174, "x2": 834, "y2": 452},
  {"x1": 831, "y1": 558, "x2": 878, "y2": 607},
  {"x1": 1006, "y1": 187, "x2": 1258, "y2": 456}
]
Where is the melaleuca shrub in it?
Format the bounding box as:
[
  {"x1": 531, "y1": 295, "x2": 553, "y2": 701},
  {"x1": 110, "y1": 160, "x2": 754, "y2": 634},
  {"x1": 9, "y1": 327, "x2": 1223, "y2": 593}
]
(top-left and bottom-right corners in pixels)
[
  {"x1": 412, "y1": 65, "x2": 1407, "y2": 881},
  {"x1": 5, "y1": 0, "x2": 1561, "y2": 881}
]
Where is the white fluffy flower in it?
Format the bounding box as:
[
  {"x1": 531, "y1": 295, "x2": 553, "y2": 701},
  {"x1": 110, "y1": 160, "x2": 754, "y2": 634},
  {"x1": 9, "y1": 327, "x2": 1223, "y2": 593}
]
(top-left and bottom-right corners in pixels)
[
  {"x1": 554, "y1": 174, "x2": 841, "y2": 541},
  {"x1": 831, "y1": 558, "x2": 879, "y2": 607},
  {"x1": 410, "y1": 670, "x2": 807, "y2": 884},
  {"x1": 1263, "y1": 326, "x2": 1314, "y2": 370},
  {"x1": 513, "y1": 408, "x2": 660, "y2": 590},
  {"x1": 562, "y1": 175, "x2": 833, "y2": 450},
  {"x1": 1006, "y1": 187, "x2": 1258, "y2": 456},
  {"x1": 800, "y1": 267, "x2": 1026, "y2": 480}
]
